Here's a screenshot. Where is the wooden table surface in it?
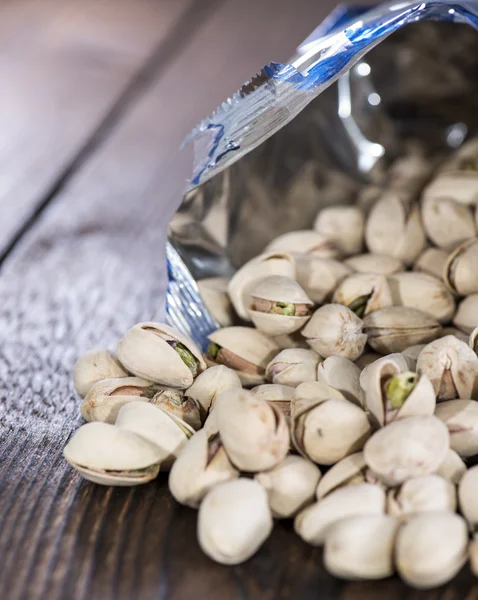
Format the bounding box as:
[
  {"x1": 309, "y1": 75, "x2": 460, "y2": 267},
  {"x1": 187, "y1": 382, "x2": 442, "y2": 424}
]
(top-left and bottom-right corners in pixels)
[{"x1": 1, "y1": 1, "x2": 477, "y2": 598}]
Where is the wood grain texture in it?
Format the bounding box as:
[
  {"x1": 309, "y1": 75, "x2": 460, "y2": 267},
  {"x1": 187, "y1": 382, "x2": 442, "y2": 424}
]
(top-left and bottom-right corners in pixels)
[{"x1": 0, "y1": 0, "x2": 474, "y2": 599}]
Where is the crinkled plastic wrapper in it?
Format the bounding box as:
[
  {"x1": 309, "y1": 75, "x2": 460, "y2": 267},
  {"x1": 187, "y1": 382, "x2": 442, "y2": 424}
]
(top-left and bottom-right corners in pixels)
[{"x1": 166, "y1": 0, "x2": 478, "y2": 349}]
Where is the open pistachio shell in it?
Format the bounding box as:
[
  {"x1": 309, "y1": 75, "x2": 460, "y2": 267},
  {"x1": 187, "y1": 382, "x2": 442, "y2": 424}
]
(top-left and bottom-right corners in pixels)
[
  {"x1": 197, "y1": 277, "x2": 234, "y2": 327},
  {"x1": 250, "y1": 383, "x2": 294, "y2": 417},
  {"x1": 359, "y1": 352, "x2": 416, "y2": 394},
  {"x1": 344, "y1": 253, "x2": 403, "y2": 276},
  {"x1": 63, "y1": 421, "x2": 162, "y2": 486},
  {"x1": 458, "y1": 464, "x2": 478, "y2": 531},
  {"x1": 73, "y1": 348, "x2": 128, "y2": 398},
  {"x1": 421, "y1": 195, "x2": 476, "y2": 250},
  {"x1": 454, "y1": 294, "x2": 478, "y2": 334},
  {"x1": 314, "y1": 205, "x2": 365, "y2": 256},
  {"x1": 117, "y1": 322, "x2": 206, "y2": 388},
  {"x1": 316, "y1": 452, "x2": 367, "y2": 499},
  {"x1": 387, "y1": 474, "x2": 456, "y2": 520},
  {"x1": 265, "y1": 230, "x2": 340, "y2": 258},
  {"x1": 317, "y1": 357, "x2": 363, "y2": 407},
  {"x1": 333, "y1": 273, "x2": 392, "y2": 317},
  {"x1": 291, "y1": 381, "x2": 347, "y2": 418},
  {"x1": 436, "y1": 449, "x2": 467, "y2": 485},
  {"x1": 413, "y1": 247, "x2": 449, "y2": 280},
  {"x1": 363, "y1": 416, "x2": 449, "y2": 486},
  {"x1": 150, "y1": 388, "x2": 202, "y2": 431},
  {"x1": 266, "y1": 348, "x2": 321, "y2": 387},
  {"x1": 185, "y1": 365, "x2": 242, "y2": 416},
  {"x1": 444, "y1": 237, "x2": 478, "y2": 295},
  {"x1": 295, "y1": 255, "x2": 351, "y2": 303},
  {"x1": 435, "y1": 399, "x2": 478, "y2": 458}
]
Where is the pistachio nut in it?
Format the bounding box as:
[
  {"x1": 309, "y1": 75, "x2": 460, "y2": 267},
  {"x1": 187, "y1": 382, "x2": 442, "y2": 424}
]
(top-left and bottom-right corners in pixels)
[
  {"x1": 354, "y1": 352, "x2": 382, "y2": 370},
  {"x1": 402, "y1": 344, "x2": 426, "y2": 362},
  {"x1": 248, "y1": 275, "x2": 313, "y2": 336},
  {"x1": 313, "y1": 205, "x2": 365, "y2": 256},
  {"x1": 149, "y1": 387, "x2": 202, "y2": 431},
  {"x1": 255, "y1": 455, "x2": 321, "y2": 519},
  {"x1": 324, "y1": 515, "x2": 399, "y2": 580},
  {"x1": 317, "y1": 357, "x2": 363, "y2": 407},
  {"x1": 363, "y1": 306, "x2": 441, "y2": 354},
  {"x1": 413, "y1": 247, "x2": 449, "y2": 280},
  {"x1": 454, "y1": 294, "x2": 478, "y2": 334},
  {"x1": 295, "y1": 255, "x2": 351, "y2": 304},
  {"x1": 216, "y1": 388, "x2": 289, "y2": 471},
  {"x1": 332, "y1": 273, "x2": 392, "y2": 317},
  {"x1": 185, "y1": 365, "x2": 242, "y2": 416},
  {"x1": 250, "y1": 383, "x2": 294, "y2": 417},
  {"x1": 227, "y1": 251, "x2": 296, "y2": 321},
  {"x1": 396, "y1": 512, "x2": 468, "y2": 589},
  {"x1": 265, "y1": 230, "x2": 340, "y2": 258},
  {"x1": 416, "y1": 335, "x2": 478, "y2": 401},
  {"x1": 363, "y1": 415, "x2": 449, "y2": 486},
  {"x1": 295, "y1": 483, "x2": 385, "y2": 546},
  {"x1": 387, "y1": 474, "x2": 456, "y2": 521},
  {"x1": 266, "y1": 348, "x2": 321, "y2": 387},
  {"x1": 73, "y1": 348, "x2": 128, "y2": 398},
  {"x1": 458, "y1": 464, "x2": 478, "y2": 531},
  {"x1": 444, "y1": 238, "x2": 478, "y2": 295},
  {"x1": 115, "y1": 401, "x2": 194, "y2": 470},
  {"x1": 469, "y1": 536, "x2": 478, "y2": 577},
  {"x1": 344, "y1": 253, "x2": 403, "y2": 276},
  {"x1": 203, "y1": 408, "x2": 219, "y2": 437},
  {"x1": 316, "y1": 452, "x2": 367, "y2": 499},
  {"x1": 116, "y1": 322, "x2": 205, "y2": 388},
  {"x1": 197, "y1": 277, "x2": 234, "y2": 327},
  {"x1": 301, "y1": 304, "x2": 367, "y2": 361},
  {"x1": 168, "y1": 429, "x2": 239, "y2": 508},
  {"x1": 435, "y1": 399, "x2": 478, "y2": 458},
  {"x1": 365, "y1": 193, "x2": 426, "y2": 265},
  {"x1": 206, "y1": 326, "x2": 279, "y2": 387},
  {"x1": 421, "y1": 195, "x2": 476, "y2": 250},
  {"x1": 359, "y1": 352, "x2": 416, "y2": 393},
  {"x1": 197, "y1": 478, "x2": 273, "y2": 565},
  {"x1": 291, "y1": 381, "x2": 347, "y2": 418},
  {"x1": 436, "y1": 449, "x2": 467, "y2": 485},
  {"x1": 63, "y1": 421, "x2": 162, "y2": 486}
]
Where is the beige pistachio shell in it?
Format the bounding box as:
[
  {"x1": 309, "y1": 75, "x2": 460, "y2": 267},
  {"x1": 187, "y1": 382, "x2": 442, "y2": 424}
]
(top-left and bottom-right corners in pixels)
[
  {"x1": 317, "y1": 357, "x2": 363, "y2": 407},
  {"x1": 150, "y1": 388, "x2": 202, "y2": 431},
  {"x1": 454, "y1": 294, "x2": 478, "y2": 334},
  {"x1": 359, "y1": 352, "x2": 416, "y2": 393},
  {"x1": 365, "y1": 194, "x2": 426, "y2": 265},
  {"x1": 458, "y1": 464, "x2": 478, "y2": 530},
  {"x1": 73, "y1": 348, "x2": 128, "y2": 398},
  {"x1": 363, "y1": 416, "x2": 450, "y2": 486},
  {"x1": 116, "y1": 322, "x2": 206, "y2": 388},
  {"x1": 416, "y1": 335, "x2": 478, "y2": 401},
  {"x1": 387, "y1": 475, "x2": 456, "y2": 520},
  {"x1": 265, "y1": 230, "x2": 340, "y2": 258},
  {"x1": 115, "y1": 401, "x2": 193, "y2": 470},
  {"x1": 295, "y1": 255, "x2": 351, "y2": 303},
  {"x1": 197, "y1": 479, "x2": 273, "y2": 565},
  {"x1": 363, "y1": 307, "x2": 441, "y2": 354},
  {"x1": 216, "y1": 388, "x2": 289, "y2": 471},
  {"x1": 324, "y1": 515, "x2": 399, "y2": 580},
  {"x1": 402, "y1": 344, "x2": 426, "y2": 362},
  {"x1": 295, "y1": 483, "x2": 385, "y2": 546},
  {"x1": 470, "y1": 326, "x2": 478, "y2": 354},
  {"x1": 63, "y1": 421, "x2": 162, "y2": 486},
  {"x1": 197, "y1": 277, "x2": 234, "y2": 327},
  {"x1": 439, "y1": 326, "x2": 470, "y2": 343},
  {"x1": 255, "y1": 455, "x2": 321, "y2": 519},
  {"x1": 436, "y1": 449, "x2": 467, "y2": 485},
  {"x1": 332, "y1": 273, "x2": 392, "y2": 316},
  {"x1": 168, "y1": 429, "x2": 239, "y2": 508},
  {"x1": 344, "y1": 253, "x2": 403, "y2": 275},
  {"x1": 316, "y1": 452, "x2": 367, "y2": 499},
  {"x1": 421, "y1": 195, "x2": 476, "y2": 250},
  {"x1": 250, "y1": 383, "x2": 294, "y2": 417},
  {"x1": 227, "y1": 251, "x2": 296, "y2": 321},
  {"x1": 413, "y1": 247, "x2": 449, "y2": 280},
  {"x1": 266, "y1": 348, "x2": 321, "y2": 387},
  {"x1": 387, "y1": 271, "x2": 455, "y2": 323},
  {"x1": 203, "y1": 408, "x2": 219, "y2": 437},
  {"x1": 388, "y1": 151, "x2": 433, "y2": 197},
  {"x1": 273, "y1": 332, "x2": 310, "y2": 350},
  {"x1": 354, "y1": 352, "x2": 382, "y2": 370},
  {"x1": 444, "y1": 238, "x2": 478, "y2": 295},
  {"x1": 314, "y1": 205, "x2": 365, "y2": 256},
  {"x1": 291, "y1": 381, "x2": 346, "y2": 417},
  {"x1": 435, "y1": 399, "x2": 478, "y2": 458},
  {"x1": 302, "y1": 304, "x2": 367, "y2": 361},
  {"x1": 396, "y1": 512, "x2": 468, "y2": 589},
  {"x1": 185, "y1": 365, "x2": 242, "y2": 416}
]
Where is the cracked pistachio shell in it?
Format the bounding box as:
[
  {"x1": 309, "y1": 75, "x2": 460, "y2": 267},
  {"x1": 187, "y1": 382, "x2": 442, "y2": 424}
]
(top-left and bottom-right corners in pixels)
[
  {"x1": 265, "y1": 230, "x2": 340, "y2": 258},
  {"x1": 317, "y1": 357, "x2": 363, "y2": 407},
  {"x1": 255, "y1": 455, "x2": 321, "y2": 518},
  {"x1": 458, "y1": 464, "x2": 478, "y2": 530},
  {"x1": 387, "y1": 475, "x2": 456, "y2": 520},
  {"x1": 266, "y1": 348, "x2": 321, "y2": 387},
  {"x1": 363, "y1": 307, "x2": 441, "y2": 354},
  {"x1": 316, "y1": 452, "x2": 367, "y2": 499},
  {"x1": 149, "y1": 387, "x2": 202, "y2": 431},
  {"x1": 216, "y1": 388, "x2": 289, "y2": 471},
  {"x1": 444, "y1": 238, "x2": 478, "y2": 295},
  {"x1": 387, "y1": 272, "x2": 455, "y2": 323},
  {"x1": 250, "y1": 383, "x2": 294, "y2": 417},
  {"x1": 436, "y1": 449, "x2": 467, "y2": 485},
  {"x1": 413, "y1": 247, "x2": 449, "y2": 280},
  {"x1": 454, "y1": 294, "x2": 478, "y2": 334},
  {"x1": 333, "y1": 273, "x2": 392, "y2": 317},
  {"x1": 198, "y1": 479, "x2": 273, "y2": 565},
  {"x1": 197, "y1": 277, "x2": 234, "y2": 327},
  {"x1": 248, "y1": 275, "x2": 313, "y2": 336},
  {"x1": 168, "y1": 429, "x2": 239, "y2": 508},
  {"x1": 117, "y1": 322, "x2": 206, "y2": 388},
  {"x1": 63, "y1": 421, "x2": 162, "y2": 486},
  {"x1": 359, "y1": 353, "x2": 416, "y2": 393},
  {"x1": 295, "y1": 255, "x2": 351, "y2": 304},
  {"x1": 354, "y1": 352, "x2": 382, "y2": 370},
  {"x1": 363, "y1": 416, "x2": 449, "y2": 486},
  {"x1": 417, "y1": 336, "x2": 478, "y2": 401},
  {"x1": 324, "y1": 515, "x2": 399, "y2": 580},
  {"x1": 302, "y1": 304, "x2": 367, "y2": 361},
  {"x1": 291, "y1": 381, "x2": 347, "y2": 418},
  {"x1": 227, "y1": 251, "x2": 296, "y2": 321},
  {"x1": 73, "y1": 348, "x2": 128, "y2": 398},
  {"x1": 115, "y1": 401, "x2": 194, "y2": 470},
  {"x1": 421, "y1": 195, "x2": 476, "y2": 250},
  {"x1": 365, "y1": 194, "x2": 426, "y2": 265},
  {"x1": 345, "y1": 253, "x2": 403, "y2": 275},
  {"x1": 185, "y1": 365, "x2": 241, "y2": 416},
  {"x1": 435, "y1": 399, "x2": 478, "y2": 458},
  {"x1": 396, "y1": 512, "x2": 468, "y2": 589},
  {"x1": 295, "y1": 483, "x2": 385, "y2": 546},
  {"x1": 313, "y1": 205, "x2": 365, "y2": 256},
  {"x1": 292, "y1": 397, "x2": 371, "y2": 465},
  {"x1": 207, "y1": 326, "x2": 279, "y2": 387}
]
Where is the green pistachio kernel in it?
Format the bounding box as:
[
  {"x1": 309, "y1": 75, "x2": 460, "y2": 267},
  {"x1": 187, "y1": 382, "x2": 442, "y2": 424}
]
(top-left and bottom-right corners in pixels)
[
  {"x1": 207, "y1": 342, "x2": 220, "y2": 361},
  {"x1": 276, "y1": 302, "x2": 296, "y2": 316},
  {"x1": 347, "y1": 292, "x2": 373, "y2": 318},
  {"x1": 174, "y1": 342, "x2": 199, "y2": 377},
  {"x1": 385, "y1": 372, "x2": 418, "y2": 409}
]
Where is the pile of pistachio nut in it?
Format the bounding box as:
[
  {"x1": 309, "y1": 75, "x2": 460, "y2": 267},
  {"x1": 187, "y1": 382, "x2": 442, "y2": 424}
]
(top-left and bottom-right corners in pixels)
[{"x1": 64, "y1": 137, "x2": 478, "y2": 588}]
